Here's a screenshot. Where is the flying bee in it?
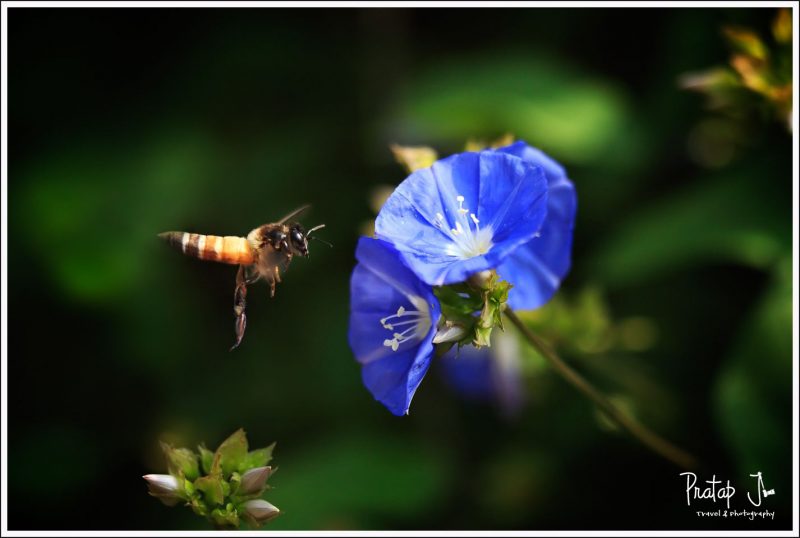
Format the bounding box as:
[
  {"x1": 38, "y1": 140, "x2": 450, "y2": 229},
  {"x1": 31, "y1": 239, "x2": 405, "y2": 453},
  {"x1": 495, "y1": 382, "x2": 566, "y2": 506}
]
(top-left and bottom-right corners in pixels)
[{"x1": 159, "y1": 205, "x2": 327, "y2": 350}]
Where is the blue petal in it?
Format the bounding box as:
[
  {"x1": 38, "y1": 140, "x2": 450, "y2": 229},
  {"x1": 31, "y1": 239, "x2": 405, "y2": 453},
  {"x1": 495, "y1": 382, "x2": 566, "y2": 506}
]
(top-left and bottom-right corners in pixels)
[
  {"x1": 439, "y1": 333, "x2": 525, "y2": 417},
  {"x1": 375, "y1": 151, "x2": 549, "y2": 286},
  {"x1": 348, "y1": 237, "x2": 441, "y2": 416},
  {"x1": 495, "y1": 141, "x2": 577, "y2": 309},
  {"x1": 440, "y1": 345, "x2": 494, "y2": 400}
]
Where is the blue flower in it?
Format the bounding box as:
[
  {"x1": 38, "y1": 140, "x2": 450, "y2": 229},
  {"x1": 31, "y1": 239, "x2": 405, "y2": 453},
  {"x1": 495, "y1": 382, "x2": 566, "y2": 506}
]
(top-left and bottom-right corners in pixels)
[
  {"x1": 348, "y1": 237, "x2": 441, "y2": 416},
  {"x1": 439, "y1": 330, "x2": 525, "y2": 417},
  {"x1": 375, "y1": 150, "x2": 550, "y2": 287},
  {"x1": 494, "y1": 141, "x2": 577, "y2": 310}
]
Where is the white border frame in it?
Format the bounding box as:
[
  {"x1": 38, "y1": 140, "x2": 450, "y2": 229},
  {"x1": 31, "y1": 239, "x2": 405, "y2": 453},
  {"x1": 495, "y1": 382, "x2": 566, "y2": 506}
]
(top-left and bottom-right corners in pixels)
[{"x1": 1, "y1": 1, "x2": 797, "y2": 537}]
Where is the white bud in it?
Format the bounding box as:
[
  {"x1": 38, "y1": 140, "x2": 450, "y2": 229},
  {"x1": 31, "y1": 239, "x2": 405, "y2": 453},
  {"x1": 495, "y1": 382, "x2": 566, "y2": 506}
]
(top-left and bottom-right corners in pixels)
[
  {"x1": 143, "y1": 474, "x2": 182, "y2": 506},
  {"x1": 432, "y1": 323, "x2": 468, "y2": 344},
  {"x1": 467, "y1": 270, "x2": 493, "y2": 288},
  {"x1": 239, "y1": 466, "x2": 272, "y2": 495},
  {"x1": 241, "y1": 499, "x2": 280, "y2": 526}
]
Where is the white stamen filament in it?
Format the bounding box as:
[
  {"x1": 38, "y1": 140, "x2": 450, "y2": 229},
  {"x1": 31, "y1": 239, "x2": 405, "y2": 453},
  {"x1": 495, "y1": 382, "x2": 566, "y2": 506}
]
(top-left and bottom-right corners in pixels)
[
  {"x1": 380, "y1": 298, "x2": 431, "y2": 352},
  {"x1": 431, "y1": 194, "x2": 494, "y2": 259}
]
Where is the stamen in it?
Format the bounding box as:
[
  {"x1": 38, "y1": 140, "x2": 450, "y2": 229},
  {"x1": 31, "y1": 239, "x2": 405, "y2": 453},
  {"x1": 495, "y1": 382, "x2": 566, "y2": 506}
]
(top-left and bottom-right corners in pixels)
[
  {"x1": 430, "y1": 195, "x2": 494, "y2": 260},
  {"x1": 378, "y1": 298, "x2": 431, "y2": 353},
  {"x1": 457, "y1": 195, "x2": 468, "y2": 215}
]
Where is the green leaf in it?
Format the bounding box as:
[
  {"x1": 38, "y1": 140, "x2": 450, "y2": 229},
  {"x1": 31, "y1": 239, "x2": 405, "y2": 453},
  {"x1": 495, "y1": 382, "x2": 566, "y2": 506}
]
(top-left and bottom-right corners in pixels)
[
  {"x1": 713, "y1": 259, "x2": 792, "y2": 501},
  {"x1": 264, "y1": 433, "x2": 453, "y2": 530},
  {"x1": 723, "y1": 26, "x2": 768, "y2": 61},
  {"x1": 591, "y1": 168, "x2": 789, "y2": 287},
  {"x1": 242, "y1": 443, "x2": 276, "y2": 471},
  {"x1": 214, "y1": 429, "x2": 249, "y2": 477},
  {"x1": 386, "y1": 55, "x2": 640, "y2": 168},
  {"x1": 160, "y1": 442, "x2": 200, "y2": 481}
]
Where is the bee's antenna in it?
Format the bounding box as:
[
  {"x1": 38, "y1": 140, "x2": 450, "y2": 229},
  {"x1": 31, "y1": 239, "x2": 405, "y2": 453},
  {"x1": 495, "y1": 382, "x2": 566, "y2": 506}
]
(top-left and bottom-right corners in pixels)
[
  {"x1": 307, "y1": 224, "x2": 326, "y2": 235},
  {"x1": 278, "y1": 204, "x2": 311, "y2": 224},
  {"x1": 311, "y1": 236, "x2": 333, "y2": 248}
]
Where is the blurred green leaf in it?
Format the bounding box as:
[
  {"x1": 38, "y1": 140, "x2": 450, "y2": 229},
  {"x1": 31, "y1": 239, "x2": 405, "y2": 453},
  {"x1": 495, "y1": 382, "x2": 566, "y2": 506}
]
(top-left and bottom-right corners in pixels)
[
  {"x1": 723, "y1": 26, "x2": 768, "y2": 61},
  {"x1": 713, "y1": 257, "x2": 791, "y2": 488},
  {"x1": 14, "y1": 131, "x2": 217, "y2": 303},
  {"x1": 386, "y1": 56, "x2": 643, "y2": 168},
  {"x1": 591, "y1": 168, "x2": 789, "y2": 286},
  {"x1": 267, "y1": 433, "x2": 452, "y2": 529}
]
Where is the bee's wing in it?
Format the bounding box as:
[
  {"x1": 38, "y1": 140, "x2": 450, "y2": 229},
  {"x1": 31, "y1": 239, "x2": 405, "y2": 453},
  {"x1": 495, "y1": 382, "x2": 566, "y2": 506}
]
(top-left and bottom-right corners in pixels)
[{"x1": 278, "y1": 204, "x2": 311, "y2": 224}]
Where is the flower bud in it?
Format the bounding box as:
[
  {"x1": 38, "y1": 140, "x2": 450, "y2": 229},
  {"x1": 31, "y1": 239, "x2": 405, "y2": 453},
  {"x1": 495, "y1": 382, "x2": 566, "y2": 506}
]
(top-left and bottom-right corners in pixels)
[
  {"x1": 143, "y1": 474, "x2": 182, "y2": 506},
  {"x1": 239, "y1": 466, "x2": 273, "y2": 495},
  {"x1": 432, "y1": 322, "x2": 468, "y2": 345},
  {"x1": 241, "y1": 499, "x2": 280, "y2": 527}
]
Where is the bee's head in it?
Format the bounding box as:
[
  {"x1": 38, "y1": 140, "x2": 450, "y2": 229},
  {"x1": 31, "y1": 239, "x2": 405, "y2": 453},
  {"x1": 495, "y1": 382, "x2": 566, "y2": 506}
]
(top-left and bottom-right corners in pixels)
[{"x1": 288, "y1": 222, "x2": 309, "y2": 257}]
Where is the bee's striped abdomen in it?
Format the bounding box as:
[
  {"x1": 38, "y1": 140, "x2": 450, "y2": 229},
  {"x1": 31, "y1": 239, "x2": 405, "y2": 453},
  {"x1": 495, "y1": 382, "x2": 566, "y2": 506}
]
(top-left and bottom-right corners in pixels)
[{"x1": 159, "y1": 232, "x2": 255, "y2": 265}]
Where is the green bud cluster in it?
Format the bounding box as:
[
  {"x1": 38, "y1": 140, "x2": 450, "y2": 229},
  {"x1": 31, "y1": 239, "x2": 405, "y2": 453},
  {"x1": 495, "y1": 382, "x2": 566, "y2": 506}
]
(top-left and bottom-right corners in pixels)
[
  {"x1": 144, "y1": 429, "x2": 280, "y2": 529},
  {"x1": 432, "y1": 269, "x2": 512, "y2": 352}
]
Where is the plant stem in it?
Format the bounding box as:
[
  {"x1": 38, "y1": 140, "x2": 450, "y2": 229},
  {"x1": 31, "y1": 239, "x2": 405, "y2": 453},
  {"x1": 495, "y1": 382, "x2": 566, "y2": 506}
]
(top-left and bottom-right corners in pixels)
[{"x1": 504, "y1": 307, "x2": 698, "y2": 470}]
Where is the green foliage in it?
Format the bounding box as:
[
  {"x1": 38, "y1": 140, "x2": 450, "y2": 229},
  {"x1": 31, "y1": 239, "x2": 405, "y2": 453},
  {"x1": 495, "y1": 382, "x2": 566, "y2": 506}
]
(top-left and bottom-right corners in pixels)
[
  {"x1": 266, "y1": 434, "x2": 452, "y2": 530},
  {"x1": 681, "y1": 9, "x2": 793, "y2": 129},
  {"x1": 386, "y1": 56, "x2": 643, "y2": 169},
  {"x1": 591, "y1": 167, "x2": 790, "y2": 287},
  {"x1": 713, "y1": 258, "x2": 792, "y2": 492}
]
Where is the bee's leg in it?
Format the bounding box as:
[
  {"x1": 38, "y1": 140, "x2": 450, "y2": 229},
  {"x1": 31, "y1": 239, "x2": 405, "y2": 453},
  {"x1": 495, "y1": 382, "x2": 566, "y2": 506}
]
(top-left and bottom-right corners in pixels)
[
  {"x1": 231, "y1": 265, "x2": 249, "y2": 351},
  {"x1": 244, "y1": 264, "x2": 261, "y2": 285}
]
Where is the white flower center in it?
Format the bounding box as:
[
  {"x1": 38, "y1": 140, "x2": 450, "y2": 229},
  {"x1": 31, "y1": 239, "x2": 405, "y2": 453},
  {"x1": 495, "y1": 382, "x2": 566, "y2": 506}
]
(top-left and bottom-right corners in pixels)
[
  {"x1": 380, "y1": 296, "x2": 431, "y2": 352},
  {"x1": 433, "y1": 194, "x2": 494, "y2": 259}
]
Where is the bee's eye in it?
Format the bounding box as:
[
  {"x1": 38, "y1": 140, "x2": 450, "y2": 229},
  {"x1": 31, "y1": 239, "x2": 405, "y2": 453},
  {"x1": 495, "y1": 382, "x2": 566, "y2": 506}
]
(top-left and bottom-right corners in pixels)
[{"x1": 266, "y1": 230, "x2": 285, "y2": 246}]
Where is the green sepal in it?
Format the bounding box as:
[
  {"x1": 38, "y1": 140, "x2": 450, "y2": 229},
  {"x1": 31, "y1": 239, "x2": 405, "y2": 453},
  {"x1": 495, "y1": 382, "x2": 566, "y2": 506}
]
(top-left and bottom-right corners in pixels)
[
  {"x1": 194, "y1": 474, "x2": 225, "y2": 506},
  {"x1": 434, "y1": 284, "x2": 484, "y2": 321},
  {"x1": 159, "y1": 442, "x2": 200, "y2": 481},
  {"x1": 229, "y1": 472, "x2": 242, "y2": 496},
  {"x1": 209, "y1": 506, "x2": 239, "y2": 529},
  {"x1": 241, "y1": 442, "x2": 276, "y2": 471},
  {"x1": 215, "y1": 428, "x2": 249, "y2": 477},
  {"x1": 183, "y1": 478, "x2": 195, "y2": 497},
  {"x1": 190, "y1": 497, "x2": 208, "y2": 517},
  {"x1": 435, "y1": 271, "x2": 511, "y2": 348},
  {"x1": 198, "y1": 443, "x2": 214, "y2": 475}
]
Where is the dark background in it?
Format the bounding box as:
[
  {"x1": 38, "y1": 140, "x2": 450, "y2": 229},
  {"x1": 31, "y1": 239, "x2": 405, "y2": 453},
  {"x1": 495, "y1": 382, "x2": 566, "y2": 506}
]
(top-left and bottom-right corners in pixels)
[{"x1": 6, "y1": 7, "x2": 793, "y2": 530}]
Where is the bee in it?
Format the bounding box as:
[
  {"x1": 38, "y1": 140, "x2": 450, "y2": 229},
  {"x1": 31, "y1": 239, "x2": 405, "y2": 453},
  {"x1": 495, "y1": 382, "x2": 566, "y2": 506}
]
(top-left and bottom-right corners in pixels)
[{"x1": 159, "y1": 205, "x2": 327, "y2": 350}]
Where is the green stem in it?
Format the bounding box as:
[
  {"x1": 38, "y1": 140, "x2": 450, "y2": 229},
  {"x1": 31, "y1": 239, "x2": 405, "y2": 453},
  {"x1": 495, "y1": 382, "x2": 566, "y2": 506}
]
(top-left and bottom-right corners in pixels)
[{"x1": 504, "y1": 307, "x2": 698, "y2": 470}]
